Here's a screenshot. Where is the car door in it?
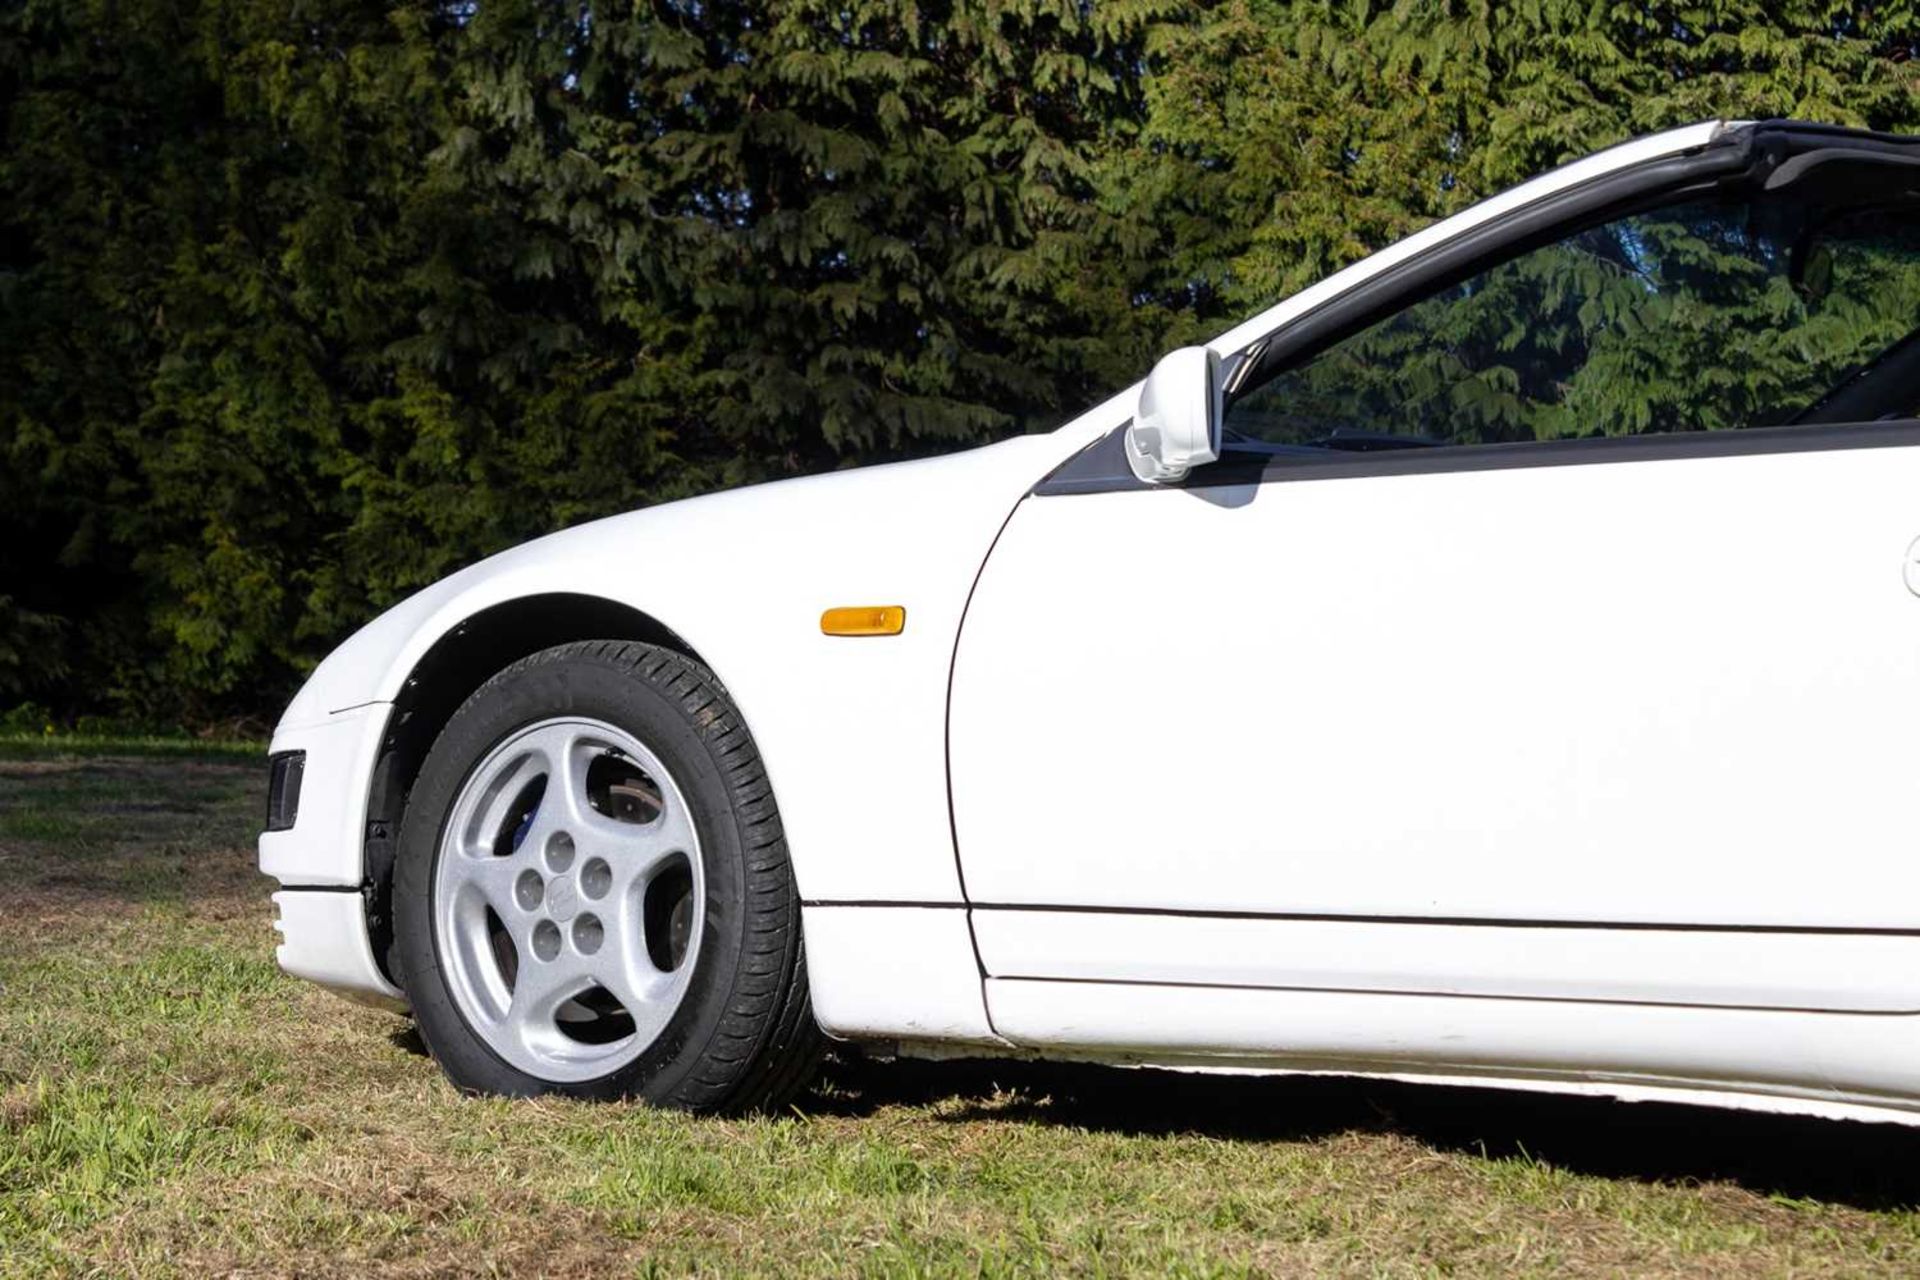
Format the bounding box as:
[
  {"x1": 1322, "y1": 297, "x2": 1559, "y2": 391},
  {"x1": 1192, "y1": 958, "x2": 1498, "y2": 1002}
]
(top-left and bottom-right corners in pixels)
[{"x1": 948, "y1": 189, "x2": 1920, "y2": 1013}]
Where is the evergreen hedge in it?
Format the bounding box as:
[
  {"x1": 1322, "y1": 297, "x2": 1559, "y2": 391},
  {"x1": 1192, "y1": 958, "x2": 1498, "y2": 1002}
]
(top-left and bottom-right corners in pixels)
[{"x1": 3, "y1": 1, "x2": 1917, "y2": 725}]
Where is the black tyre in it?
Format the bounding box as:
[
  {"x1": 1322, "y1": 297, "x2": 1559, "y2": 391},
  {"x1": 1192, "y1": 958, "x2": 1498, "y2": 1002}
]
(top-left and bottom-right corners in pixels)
[{"x1": 392, "y1": 639, "x2": 821, "y2": 1111}]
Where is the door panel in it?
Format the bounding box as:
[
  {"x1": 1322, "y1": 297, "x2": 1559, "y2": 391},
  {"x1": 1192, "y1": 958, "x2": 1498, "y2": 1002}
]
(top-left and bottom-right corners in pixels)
[{"x1": 949, "y1": 440, "x2": 1920, "y2": 937}]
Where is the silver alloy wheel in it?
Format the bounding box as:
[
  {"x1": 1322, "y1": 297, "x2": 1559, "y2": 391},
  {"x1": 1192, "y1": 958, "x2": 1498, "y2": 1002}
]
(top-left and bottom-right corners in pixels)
[{"x1": 431, "y1": 716, "x2": 705, "y2": 1083}]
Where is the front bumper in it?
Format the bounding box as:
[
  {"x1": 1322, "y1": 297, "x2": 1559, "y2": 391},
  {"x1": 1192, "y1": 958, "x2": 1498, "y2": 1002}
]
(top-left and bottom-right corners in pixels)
[
  {"x1": 272, "y1": 887, "x2": 405, "y2": 1010},
  {"x1": 258, "y1": 702, "x2": 406, "y2": 1008},
  {"x1": 259, "y1": 703, "x2": 389, "y2": 886}
]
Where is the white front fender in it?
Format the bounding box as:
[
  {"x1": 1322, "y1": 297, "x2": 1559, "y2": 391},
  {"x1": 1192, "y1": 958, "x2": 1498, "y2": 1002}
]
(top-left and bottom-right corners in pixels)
[{"x1": 261, "y1": 424, "x2": 1112, "y2": 907}]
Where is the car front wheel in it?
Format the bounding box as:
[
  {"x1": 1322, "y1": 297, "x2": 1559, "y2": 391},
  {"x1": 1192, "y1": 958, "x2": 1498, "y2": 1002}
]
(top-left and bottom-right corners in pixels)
[{"x1": 393, "y1": 640, "x2": 820, "y2": 1111}]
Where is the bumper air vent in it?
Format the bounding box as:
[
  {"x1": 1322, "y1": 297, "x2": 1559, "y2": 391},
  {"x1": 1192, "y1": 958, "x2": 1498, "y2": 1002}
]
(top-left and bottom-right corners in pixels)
[{"x1": 266, "y1": 750, "x2": 306, "y2": 832}]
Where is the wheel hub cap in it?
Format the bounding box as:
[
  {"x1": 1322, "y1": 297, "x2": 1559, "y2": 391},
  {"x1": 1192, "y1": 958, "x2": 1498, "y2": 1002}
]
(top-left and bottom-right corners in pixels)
[{"x1": 431, "y1": 717, "x2": 704, "y2": 1083}]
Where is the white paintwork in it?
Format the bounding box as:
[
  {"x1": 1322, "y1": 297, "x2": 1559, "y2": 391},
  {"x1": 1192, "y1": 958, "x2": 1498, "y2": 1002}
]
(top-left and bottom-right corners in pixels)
[
  {"x1": 1126, "y1": 346, "x2": 1223, "y2": 483},
  {"x1": 259, "y1": 118, "x2": 1736, "y2": 898},
  {"x1": 951, "y1": 446, "x2": 1920, "y2": 930},
  {"x1": 271, "y1": 889, "x2": 405, "y2": 1009},
  {"x1": 253, "y1": 117, "x2": 1920, "y2": 1127},
  {"x1": 259, "y1": 703, "x2": 392, "y2": 888},
  {"x1": 802, "y1": 907, "x2": 1004, "y2": 1044},
  {"x1": 262, "y1": 431, "x2": 1096, "y2": 900},
  {"x1": 972, "y1": 910, "x2": 1920, "y2": 1012},
  {"x1": 982, "y1": 979, "x2": 1920, "y2": 1118}
]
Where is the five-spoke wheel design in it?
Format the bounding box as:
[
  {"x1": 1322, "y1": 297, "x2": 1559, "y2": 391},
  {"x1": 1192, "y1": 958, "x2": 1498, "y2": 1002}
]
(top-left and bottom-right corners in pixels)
[
  {"x1": 432, "y1": 717, "x2": 702, "y2": 1082},
  {"x1": 397, "y1": 640, "x2": 819, "y2": 1108}
]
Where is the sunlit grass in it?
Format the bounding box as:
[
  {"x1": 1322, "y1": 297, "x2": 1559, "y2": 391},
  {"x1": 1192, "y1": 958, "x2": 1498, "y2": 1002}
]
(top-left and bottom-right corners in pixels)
[
  {"x1": 3, "y1": 752, "x2": 1920, "y2": 1277},
  {"x1": 0, "y1": 733, "x2": 264, "y2": 761}
]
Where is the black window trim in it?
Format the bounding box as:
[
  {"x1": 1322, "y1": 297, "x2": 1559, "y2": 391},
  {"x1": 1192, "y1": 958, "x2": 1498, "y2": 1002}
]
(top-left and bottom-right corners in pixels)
[
  {"x1": 1037, "y1": 415, "x2": 1920, "y2": 496},
  {"x1": 1034, "y1": 120, "x2": 1920, "y2": 498}
]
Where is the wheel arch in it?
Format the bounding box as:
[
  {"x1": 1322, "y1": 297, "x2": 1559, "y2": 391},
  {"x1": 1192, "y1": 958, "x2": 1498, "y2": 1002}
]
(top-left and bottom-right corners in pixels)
[
  {"x1": 361, "y1": 592, "x2": 708, "y2": 987},
  {"x1": 322, "y1": 430, "x2": 1083, "y2": 992}
]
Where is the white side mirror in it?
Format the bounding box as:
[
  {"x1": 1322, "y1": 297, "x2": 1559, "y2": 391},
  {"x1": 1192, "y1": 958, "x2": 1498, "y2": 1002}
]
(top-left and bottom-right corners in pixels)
[{"x1": 1125, "y1": 346, "x2": 1223, "y2": 484}]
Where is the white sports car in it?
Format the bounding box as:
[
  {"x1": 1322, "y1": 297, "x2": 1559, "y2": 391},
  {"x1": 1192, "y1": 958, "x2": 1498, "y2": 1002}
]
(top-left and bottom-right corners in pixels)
[{"x1": 261, "y1": 119, "x2": 1920, "y2": 1123}]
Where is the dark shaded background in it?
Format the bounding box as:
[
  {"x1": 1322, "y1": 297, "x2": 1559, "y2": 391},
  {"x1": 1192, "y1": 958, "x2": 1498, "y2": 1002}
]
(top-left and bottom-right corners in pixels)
[{"x1": 4, "y1": 0, "x2": 1917, "y2": 729}]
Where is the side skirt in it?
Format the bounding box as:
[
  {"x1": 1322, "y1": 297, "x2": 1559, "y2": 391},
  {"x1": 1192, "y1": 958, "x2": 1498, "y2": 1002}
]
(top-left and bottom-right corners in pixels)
[{"x1": 976, "y1": 977, "x2": 1920, "y2": 1123}]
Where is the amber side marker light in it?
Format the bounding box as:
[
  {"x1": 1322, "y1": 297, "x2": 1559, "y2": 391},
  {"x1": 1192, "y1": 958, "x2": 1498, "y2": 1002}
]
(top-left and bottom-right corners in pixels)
[{"x1": 821, "y1": 605, "x2": 906, "y2": 637}]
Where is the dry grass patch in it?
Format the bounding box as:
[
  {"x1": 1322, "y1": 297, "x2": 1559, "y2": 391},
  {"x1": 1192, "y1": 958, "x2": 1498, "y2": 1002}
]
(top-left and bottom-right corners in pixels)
[{"x1": 4, "y1": 752, "x2": 1920, "y2": 1277}]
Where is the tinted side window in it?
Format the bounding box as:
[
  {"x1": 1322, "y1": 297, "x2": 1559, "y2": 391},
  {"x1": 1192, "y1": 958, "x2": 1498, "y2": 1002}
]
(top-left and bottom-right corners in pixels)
[{"x1": 1226, "y1": 200, "x2": 1920, "y2": 447}]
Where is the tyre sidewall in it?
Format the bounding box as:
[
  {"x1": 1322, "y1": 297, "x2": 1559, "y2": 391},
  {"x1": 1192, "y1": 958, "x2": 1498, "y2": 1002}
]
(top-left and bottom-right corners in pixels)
[{"x1": 394, "y1": 650, "x2": 751, "y2": 1102}]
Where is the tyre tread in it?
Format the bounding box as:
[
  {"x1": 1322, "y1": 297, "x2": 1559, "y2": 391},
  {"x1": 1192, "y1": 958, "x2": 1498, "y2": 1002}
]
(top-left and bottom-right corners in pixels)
[{"x1": 401, "y1": 638, "x2": 822, "y2": 1114}]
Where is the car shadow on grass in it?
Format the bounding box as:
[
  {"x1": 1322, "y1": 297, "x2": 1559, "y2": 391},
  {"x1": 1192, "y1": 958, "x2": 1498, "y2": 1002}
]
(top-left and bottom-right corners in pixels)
[
  {"x1": 810, "y1": 1051, "x2": 1920, "y2": 1212},
  {"x1": 381, "y1": 1019, "x2": 1920, "y2": 1208}
]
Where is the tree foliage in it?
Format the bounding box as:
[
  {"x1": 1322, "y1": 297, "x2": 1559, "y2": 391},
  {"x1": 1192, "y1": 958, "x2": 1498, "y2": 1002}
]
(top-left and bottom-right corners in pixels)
[{"x1": 3, "y1": 0, "x2": 1917, "y2": 723}]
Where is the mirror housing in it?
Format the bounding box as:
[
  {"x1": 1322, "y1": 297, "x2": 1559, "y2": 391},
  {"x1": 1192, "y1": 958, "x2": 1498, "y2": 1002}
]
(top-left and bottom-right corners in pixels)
[{"x1": 1125, "y1": 346, "x2": 1224, "y2": 484}]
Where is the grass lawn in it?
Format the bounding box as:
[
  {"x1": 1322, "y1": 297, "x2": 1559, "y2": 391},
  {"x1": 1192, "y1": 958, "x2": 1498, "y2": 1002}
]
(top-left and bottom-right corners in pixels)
[{"x1": 5, "y1": 750, "x2": 1920, "y2": 1276}]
